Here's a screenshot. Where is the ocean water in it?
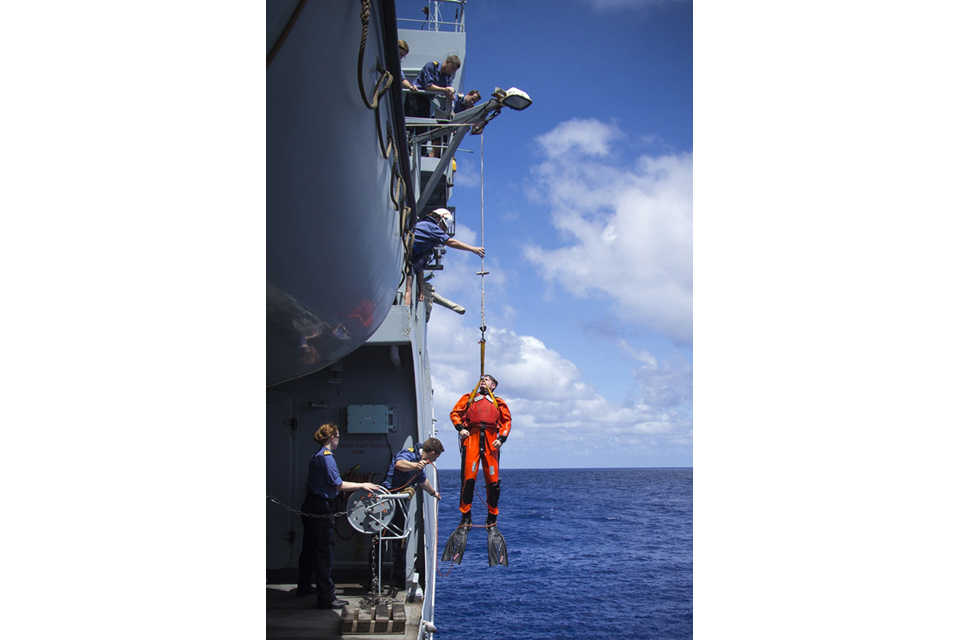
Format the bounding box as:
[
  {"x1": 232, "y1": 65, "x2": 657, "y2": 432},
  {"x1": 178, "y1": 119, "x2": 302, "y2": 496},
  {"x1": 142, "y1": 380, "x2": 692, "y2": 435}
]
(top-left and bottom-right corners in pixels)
[{"x1": 432, "y1": 468, "x2": 692, "y2": 640}]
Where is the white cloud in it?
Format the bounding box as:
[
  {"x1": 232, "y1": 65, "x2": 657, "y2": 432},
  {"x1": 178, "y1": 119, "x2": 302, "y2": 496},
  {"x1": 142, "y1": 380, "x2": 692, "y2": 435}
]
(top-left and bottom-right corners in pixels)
[
  {"x1": 447, "y1": 220, "x2": 479, "y2": 248},
  {"x1": 524, "y1": 119, "x2": 692, "y2": 345},
  {"x1": 536, "y1": 118, "x2": 620, "y2": 159},
  {"x1": 423, "y1": 221, "x2": 508, "y2": 306},
  {"x1": 619, "y1": 340, "x2": 657, "y2": 367},
  {"x1": 418, "y1": 160, "x2": 692, "y2": 468},
  {"x1": 452, "y1": 156, "x2": 479, "y2": 188},
  {"x1": 631, "y1": 350, "x2": 693, "y2": 412},
  {"x1": 424, "y1": 314, "x2": 692, "y2": 468}
]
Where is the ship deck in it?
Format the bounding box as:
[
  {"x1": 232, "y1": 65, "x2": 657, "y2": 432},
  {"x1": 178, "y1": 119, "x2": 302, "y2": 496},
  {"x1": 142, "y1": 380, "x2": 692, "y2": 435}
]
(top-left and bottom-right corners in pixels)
[{"x1": 267, "y1": 583, "x2": 422, "y2": 640}]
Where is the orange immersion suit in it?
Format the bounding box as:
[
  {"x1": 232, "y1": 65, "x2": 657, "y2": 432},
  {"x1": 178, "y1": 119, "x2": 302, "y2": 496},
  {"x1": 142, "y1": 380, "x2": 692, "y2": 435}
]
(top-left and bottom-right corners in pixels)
[{"x1": 449, "y1": 391, "x2": 512, "y2": 517}]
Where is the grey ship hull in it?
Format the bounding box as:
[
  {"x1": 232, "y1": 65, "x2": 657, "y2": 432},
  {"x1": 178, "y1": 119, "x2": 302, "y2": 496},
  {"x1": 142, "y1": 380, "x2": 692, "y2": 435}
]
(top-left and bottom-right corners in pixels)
[
  {"x1": 266, "y1": 2, "x2": 456, "y2": 638},
  {"x1": 267, "y1": 0, "x2": 410, "y2": 386}
]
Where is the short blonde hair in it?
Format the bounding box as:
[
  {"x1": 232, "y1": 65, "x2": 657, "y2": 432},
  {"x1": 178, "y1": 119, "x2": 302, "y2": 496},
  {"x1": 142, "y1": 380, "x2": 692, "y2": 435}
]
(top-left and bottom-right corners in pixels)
[{"x1": 398, "y1": 39, "x2": 409, "y2": 54}]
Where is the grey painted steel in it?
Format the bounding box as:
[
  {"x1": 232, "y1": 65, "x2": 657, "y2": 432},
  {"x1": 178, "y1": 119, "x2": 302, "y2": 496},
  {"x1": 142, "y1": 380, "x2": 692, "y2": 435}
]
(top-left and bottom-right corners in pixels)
[
  {"x1": 266, "y1": 4, "x2": 477, "y2": 638},
  {"x1": 267, "y1": 0, "x2": 404, "y2": 386}
]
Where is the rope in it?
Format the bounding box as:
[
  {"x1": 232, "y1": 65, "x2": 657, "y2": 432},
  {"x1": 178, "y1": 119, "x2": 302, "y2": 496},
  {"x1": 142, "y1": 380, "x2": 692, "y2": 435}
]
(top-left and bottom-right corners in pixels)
[
  {"x1": 457, "y1": 131, "x2": 504, "y2": 513},
  {"x1": 353, "y1": 0, "x2": 412, "y2": 283},
  {"x1": 388, "y1": 124, "x2": 402, "y2": 209},
  {"x1": 339, "y1": 516, "x2": 360, "y2": 542},
  {"x1": 356, "y1": 0, "x2": 394, "y2": 111},
  {"x1": 266, "y1": 495, "x2": 351, "y2": 520},
  {"x1": 477, "y1": 131, "x2": 490, "y2": 376},
  {"x1": 387, "y1": 121, "x2": 414, "y2": 253},
  {"x1": 375, "y1": 101, "x2": 390, "y2": 159},
  {"x1": 462, "y1": 133, "x2": 499, "y2": 411},
  {"x1": 266, "y1": 0, "x2": 307, "y2": 68}
]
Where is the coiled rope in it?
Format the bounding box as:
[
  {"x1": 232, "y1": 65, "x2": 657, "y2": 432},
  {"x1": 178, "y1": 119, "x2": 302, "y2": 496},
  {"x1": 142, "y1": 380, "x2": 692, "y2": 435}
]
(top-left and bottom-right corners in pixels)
[
  {"x1": 353, "y1": 0, "x2": 414, "y2": 279},
  {"x1": 355, "y1": 0, "x2": 415, "y2": 274},
  {"x1": 356, "y1": 0, "x2": 394, "y2": 111}
]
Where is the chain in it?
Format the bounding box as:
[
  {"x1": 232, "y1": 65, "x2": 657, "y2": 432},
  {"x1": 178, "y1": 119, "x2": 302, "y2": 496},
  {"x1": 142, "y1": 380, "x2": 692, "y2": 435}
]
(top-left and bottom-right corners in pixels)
[
  {"x1": 360, "y1": 586, "x2": 401, "y2": 607},
  {"x1": 267, "y1": 495, "x2": 351, "y2": 520}
]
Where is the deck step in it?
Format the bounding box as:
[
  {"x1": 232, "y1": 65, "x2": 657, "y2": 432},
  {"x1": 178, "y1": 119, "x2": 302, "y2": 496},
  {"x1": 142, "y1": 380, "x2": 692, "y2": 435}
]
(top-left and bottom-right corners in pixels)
[{"x1": 340, "y1": 603, "x2": 407, "y2": 634}]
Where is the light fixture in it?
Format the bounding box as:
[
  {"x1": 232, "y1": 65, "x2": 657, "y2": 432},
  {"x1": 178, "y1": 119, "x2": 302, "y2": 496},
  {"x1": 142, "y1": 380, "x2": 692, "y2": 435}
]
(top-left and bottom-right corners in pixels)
[{"x1": 497, "y1": 86, "x2": 532, "y2": 111}]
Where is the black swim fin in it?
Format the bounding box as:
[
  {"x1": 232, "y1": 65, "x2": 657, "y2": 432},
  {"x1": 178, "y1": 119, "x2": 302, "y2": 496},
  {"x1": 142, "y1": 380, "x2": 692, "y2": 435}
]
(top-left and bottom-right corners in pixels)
[
  {"x1": 441, "y1": 524, "x2": 470, "y2": 564},
  {"x1": 487, "y1": 524, "x2": 509, "y2": 567}
]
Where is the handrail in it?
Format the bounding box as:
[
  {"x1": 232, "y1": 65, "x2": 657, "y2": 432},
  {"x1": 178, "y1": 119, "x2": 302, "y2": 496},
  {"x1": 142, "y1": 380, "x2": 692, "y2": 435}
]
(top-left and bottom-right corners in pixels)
[{"x1": 397, "y1": 0, "x2": 466, "y2": 33}]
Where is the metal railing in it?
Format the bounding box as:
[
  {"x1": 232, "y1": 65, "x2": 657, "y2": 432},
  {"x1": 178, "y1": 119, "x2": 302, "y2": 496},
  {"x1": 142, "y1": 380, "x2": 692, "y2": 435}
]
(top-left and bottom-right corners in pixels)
[{"x1": 397, "y1": 0, "x2": 466, "y2": 33}]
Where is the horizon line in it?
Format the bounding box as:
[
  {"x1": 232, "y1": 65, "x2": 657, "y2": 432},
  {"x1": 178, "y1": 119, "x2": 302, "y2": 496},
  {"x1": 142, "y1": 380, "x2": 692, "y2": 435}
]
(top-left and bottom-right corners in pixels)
[{"x1": 433, "y1": 466, "x2": 693, "y2": 471}]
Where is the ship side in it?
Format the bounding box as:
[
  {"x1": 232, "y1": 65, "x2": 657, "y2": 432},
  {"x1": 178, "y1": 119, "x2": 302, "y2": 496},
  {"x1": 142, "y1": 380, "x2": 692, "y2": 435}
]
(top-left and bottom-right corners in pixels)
[
  {"x1": 267, "y1": 2, "x2": 460, "y2": 638},
  {"x1": 267, "y1": 0, "x2": 412, "y2": 387},
  {"x1": 266, "y1": 2, "x2": 531, "y2": 637}
]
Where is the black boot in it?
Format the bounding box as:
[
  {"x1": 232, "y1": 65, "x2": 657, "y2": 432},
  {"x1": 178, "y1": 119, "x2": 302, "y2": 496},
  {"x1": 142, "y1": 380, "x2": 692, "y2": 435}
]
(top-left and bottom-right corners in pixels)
[
  {"x1": 485, "y1": 513, "x2": 497, "y2": 526},
  {"x1": 460, "y1": 511, "x2": 472, "y2": 527}
]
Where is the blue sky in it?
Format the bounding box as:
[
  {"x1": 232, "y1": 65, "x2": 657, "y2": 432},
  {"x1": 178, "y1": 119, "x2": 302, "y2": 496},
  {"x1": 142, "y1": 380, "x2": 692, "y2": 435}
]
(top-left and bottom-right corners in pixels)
[{"x1": 397, "y1": 0, "x2": 693, "y2": 468}]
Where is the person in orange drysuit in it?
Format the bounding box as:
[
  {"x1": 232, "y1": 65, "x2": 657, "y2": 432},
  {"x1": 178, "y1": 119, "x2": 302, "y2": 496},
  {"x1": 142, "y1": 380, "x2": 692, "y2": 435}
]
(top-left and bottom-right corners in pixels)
[{"x1": 449, "y1": 374, "x2": 512, "y2": 527}]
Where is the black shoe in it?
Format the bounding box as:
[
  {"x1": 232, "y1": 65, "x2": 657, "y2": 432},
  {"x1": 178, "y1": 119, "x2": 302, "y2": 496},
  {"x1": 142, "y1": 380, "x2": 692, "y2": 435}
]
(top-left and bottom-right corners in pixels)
[
  {"x1": 295, "y1": 586, "x2": 317, "y2": 597},
  {"x1": 485, "y1": 513, "x2": 497, "y2": 526},
  {"x1": 460, "y1": 511, "x2": 472, "y2": 527},
  {"x1": 317, "y1": 597, "x2": 349, "y2": 609}
]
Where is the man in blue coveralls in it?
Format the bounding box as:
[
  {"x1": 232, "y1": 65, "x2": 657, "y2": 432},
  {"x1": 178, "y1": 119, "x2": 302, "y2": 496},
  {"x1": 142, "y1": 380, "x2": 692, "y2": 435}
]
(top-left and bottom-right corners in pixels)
[
  {"x1": 406, "y1": 55, "x2": 460, "y2": 116},
  {"x1": 403, "y1": 208, "x2": 484, "y2": 305},
  {"x1": 405, "y1": 55, "x2": 461, "y2": 156},
  {"x1": 297, "y1": 423, "x2": 382, "y2": 608},
  {"x1": 373, "y1": 438, "x2": 444, "y2": 589},
  {"x1": 453, "y1": 89, "x2": 481, "y2": 113}
]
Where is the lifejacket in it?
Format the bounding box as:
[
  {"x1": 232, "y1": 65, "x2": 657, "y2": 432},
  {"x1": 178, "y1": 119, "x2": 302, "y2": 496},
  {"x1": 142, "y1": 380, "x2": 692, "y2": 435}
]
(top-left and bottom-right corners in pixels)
[{"x1": 465, "y1": 394, "x2": 500, "y2": 428}]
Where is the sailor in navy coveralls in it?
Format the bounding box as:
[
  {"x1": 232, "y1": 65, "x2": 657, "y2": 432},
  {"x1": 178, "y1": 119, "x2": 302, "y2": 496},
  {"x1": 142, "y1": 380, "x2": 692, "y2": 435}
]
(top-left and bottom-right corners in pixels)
[
  {"x1": 403, "y1": 208, "x2": 485, "y2": 305},
  {"x1": 297, "y1": 423, "x2": 381, "y2": 608},
  {"x1": 405, "y1": 55, "x2": 461, "y2": 157},
  {"x1": 375, "y1": 439, "x2": 444, "y2": 588}
]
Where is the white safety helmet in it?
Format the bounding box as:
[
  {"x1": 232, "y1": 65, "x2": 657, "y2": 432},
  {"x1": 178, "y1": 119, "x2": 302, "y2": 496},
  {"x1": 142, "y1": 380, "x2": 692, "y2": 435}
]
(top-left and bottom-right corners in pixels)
[{"x1": 432, "y1": 208, "x2": 452, "y2": 223}]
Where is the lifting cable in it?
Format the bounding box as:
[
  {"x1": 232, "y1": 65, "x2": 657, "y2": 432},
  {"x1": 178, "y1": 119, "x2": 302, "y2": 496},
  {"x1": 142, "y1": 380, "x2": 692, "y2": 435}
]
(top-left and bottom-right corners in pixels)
[
  {"x1": 479, "y1": 129, "x2": 488, "y2": 376},
  {"x1": 437, "y1": 133, "x2": 502, "y2": 575},
  {"x1": 464, "y1": 131, "x2": 498, "y2": 412}
]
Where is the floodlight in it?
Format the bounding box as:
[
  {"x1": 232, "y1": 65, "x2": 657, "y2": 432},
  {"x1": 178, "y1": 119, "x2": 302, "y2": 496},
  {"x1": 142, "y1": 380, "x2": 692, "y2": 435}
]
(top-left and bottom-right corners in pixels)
[
  {"x1": 502, "y1": 87, "x2": 532, "y2": 111},
  {"x1": 493, "y1": 86, "x2": 533, "y2": 111}
]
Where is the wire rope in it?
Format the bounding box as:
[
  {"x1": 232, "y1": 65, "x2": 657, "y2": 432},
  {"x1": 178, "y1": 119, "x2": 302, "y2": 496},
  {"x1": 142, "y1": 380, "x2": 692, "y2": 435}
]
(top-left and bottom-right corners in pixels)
[{"x1": 478, "y1": 130, "x2": 487, "y2": 377}]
